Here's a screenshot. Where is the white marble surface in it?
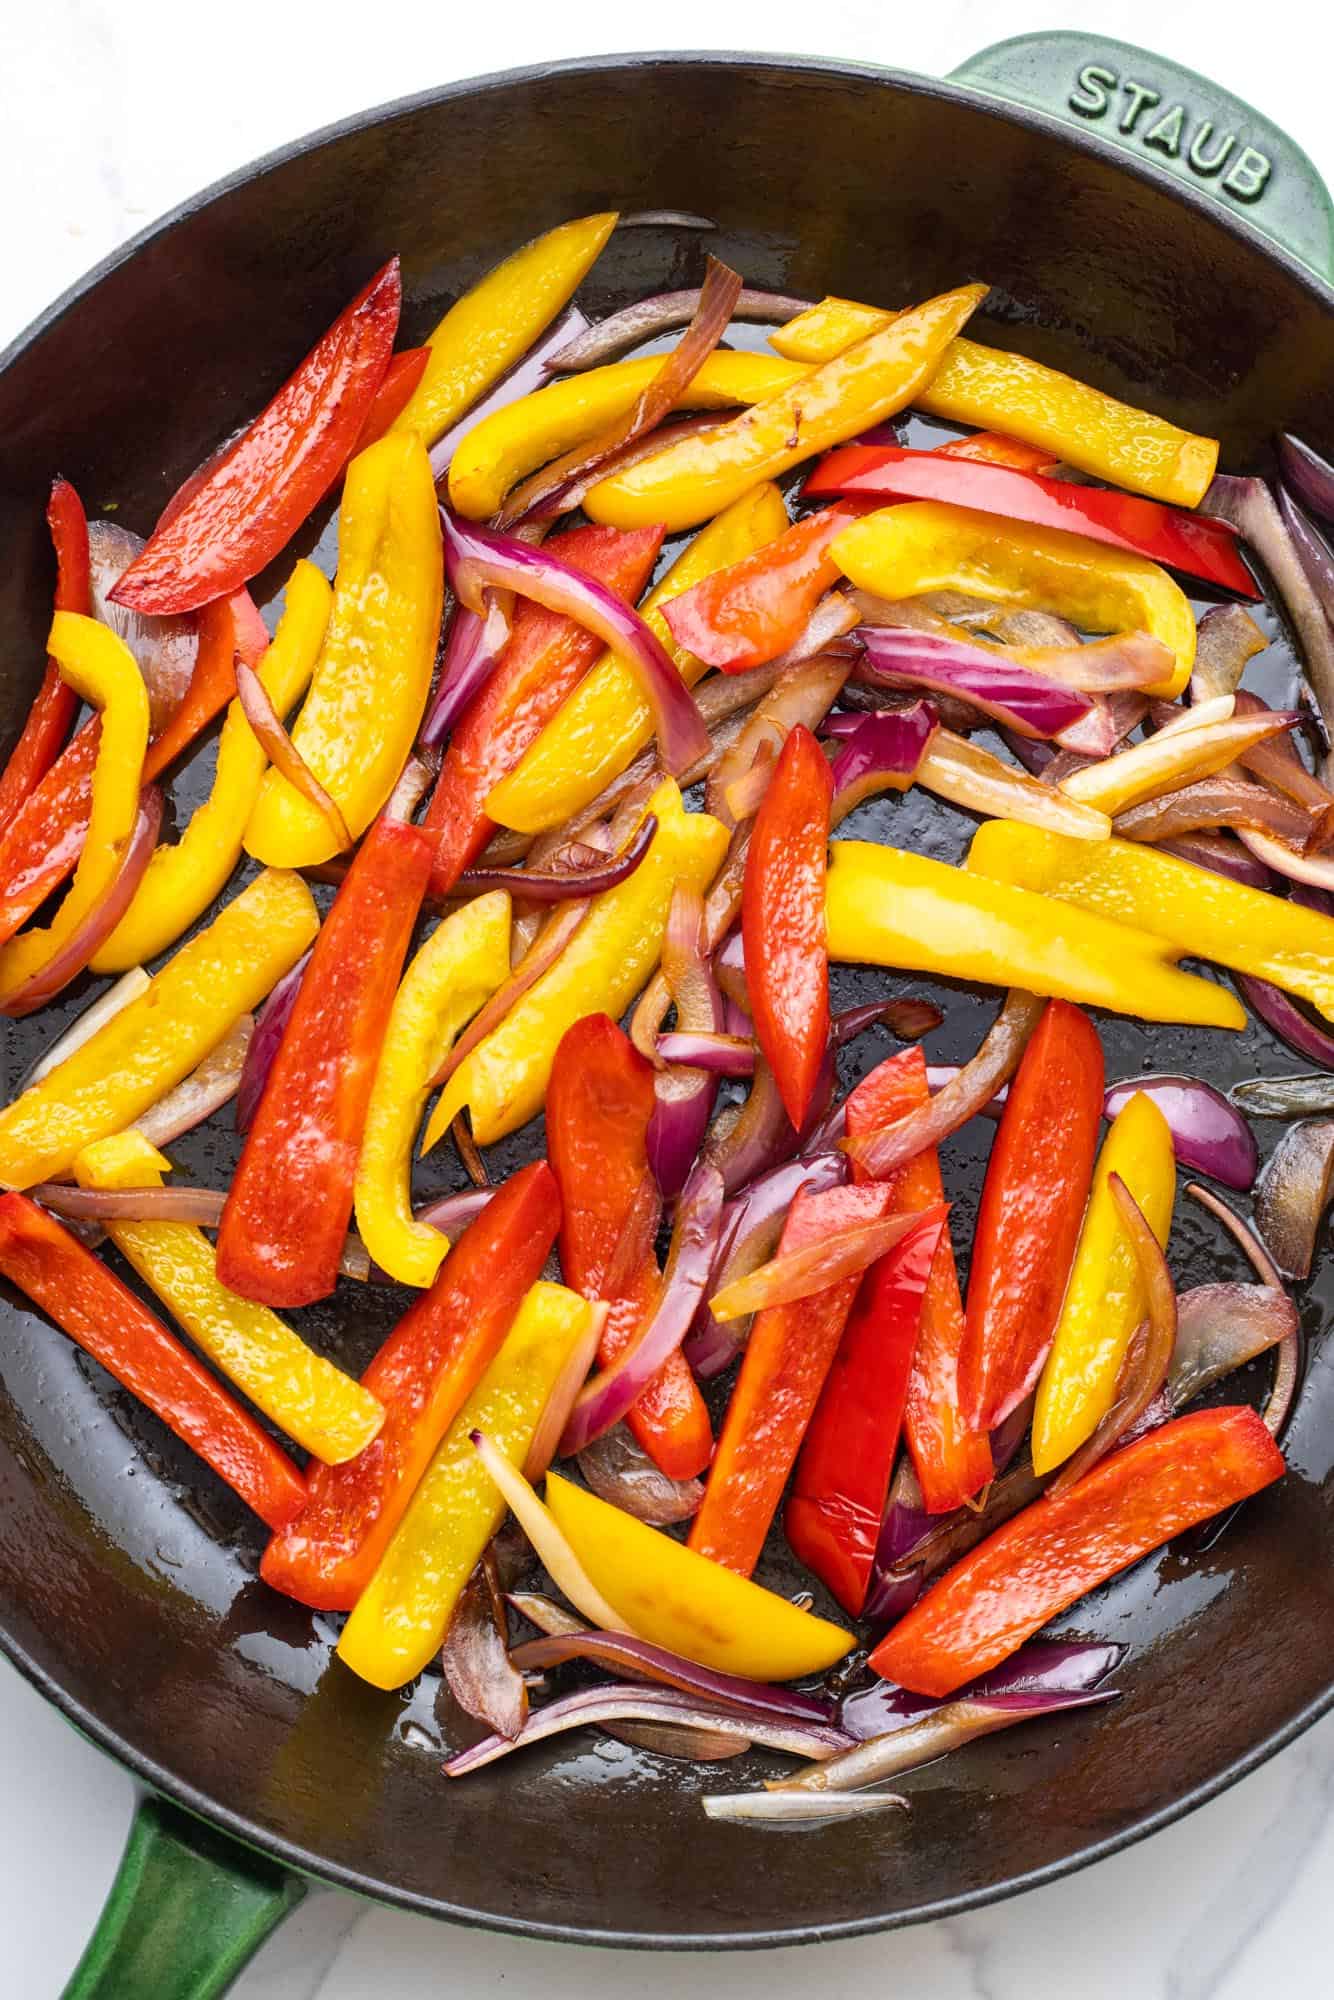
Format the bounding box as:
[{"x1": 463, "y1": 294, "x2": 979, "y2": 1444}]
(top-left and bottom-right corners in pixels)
[{"x1": 2, "y1": 1, "x2": 1332, "y2": 1994}]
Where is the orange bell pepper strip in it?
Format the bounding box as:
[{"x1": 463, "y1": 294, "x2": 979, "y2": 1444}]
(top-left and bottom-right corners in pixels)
[
  {"x1": 661, "y1": 504, "x2": 862, "y2": 672},
  {"x1": 871, "y1": 1406, "x2": 1285, "y2": 1697},
  {"x1": 689, "y1": 1181, "x2": 909, "y2": 1578},
  {"x1": 957, "y1": 1001, "x2": 1105, "y2": 1433},
  {"x1": 845, "y1": 1046, "x2": 994, "y2": 1513},
  {"x1": 260, "y1": 1160, "x2": 560, "y2": 1610},
  {"x1": 109, "y1": 260, "x2": 401, "y2": 614},
  {"x1": 216, "y1": 816, "x2": 433, "y2": 1308},
  {"x1": 0, "y1": 1194, "x2": 305, "y2": 1528},
  {"x1": 0, "y1": 478, "x2": 89, "y2": 839},
  {"x1": 743, "y1": 724, "x2": 833, "y2": 1130},
  {"x1": 0, "y1": 586, "x2": 268, "y2": 949},
  {"x1": 546, "y1": 1013, "x2": 713, "y2": 1481},
  {"x1": 422, "y1": 522, "x2": 664, "y2": 896},
  {"x1": 786, "y1": 1205, "x2": 946, "y2": 1616}
]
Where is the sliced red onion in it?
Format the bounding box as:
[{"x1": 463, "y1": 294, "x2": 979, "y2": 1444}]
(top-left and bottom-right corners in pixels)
[
  {"x1": 1278, "y1": 486, "x2": 1334, "y2": 627},
  {"x1": 235, "y1": 949, "x2": 310, "y2": 1133},
  {"x1": 1233, "y1": 692, "x2": 1334, "y2": 850},
  {"x1": 20, "y1": 967, "x2": 150, "y2": 1088},
  {"x1": 456, "y1": 814, "x2": 656, "y2": 902},
  {"x1": 429, "y1": 900, "x2": 591, "y2": 1093},
  {"x1": 444, "y1": 1683, "x2": 853, "y2": 1777},
  {"x1": 1171, "y1": 1282, "x2": 1299, "y2": 1409},
  {"x1": 418, "y1": 593, "x2": 511, "y2": 750},
  {"x1": 844, "y1": 991, "x2": 1045, "y2": 1180},
  {"x1": 560, "y1": 1164, "x2": 724, "y2": 1453},
  {"x1": 545, "y1": 288, "x2": 815, "y2": 372},
  {"x1": 471, "y1": 1431, "x2": 629, "y2": 1633},
  {"x1": 772, "y1": 1689, "x2": 1117, "y2": 1795},
  {"x1": 441, "y1": 508, "x2": 708, "y2": 774},
  {"x1": 1253, "y1": 1116, "x2": 1334, "y2": 1279},
  {"x1": 1103, "y1": 1074, "x2": 1258, "y2": 1190},
  {"x1": 1237, "y1": 825, "x2": 1334, "y2": 890},
  {"x1": 384, "y1": 750, "x2": 438, "y2": 823},
  {"x1": 1185, "y1": 1181, "x2": 1301, "y2": 1435},
  {"x1": 2, "y1": 787, "x2": 164, "y2": 1019},
  {"x1": 699, "y1": 1052, "x2": 796, "y2": 1196},
  {"x1": 440, "y1": 1557, "x2": 527, "y2": 1740},
  {"x1": 1206, "y1": 474, "x2": 1334, "y2": 740},
  {"x1": 428, "y1": 305, "x2": 590, "y2": 478},
  {"x1": 702, "y1": 1788, "x2": 908, "y2": 1822},
  {"x1": 707, "y1": 656, "x2": 853, "y2": 826},
  {"x1": 88, "y1": 520, "x2": 198, "y2": 731},
  {"x1": 856, "y1": 627, "x2": 1092, "y2": 739},
  {"x1": 507, "y1": 1592, "x2": 586, "y2": 1639},
  {"x1": 1163, "y1": 830, "x2": 1273, "y2": 887},
  {"x1": 1232, "y1": 1074, "x2": 1334, "y2": 1117},
  {"x1": 828, "y1": 703, "x2": 939, "y2": 820},
  {"x1": 990, "y1": 1392, "x2": 1035, "y2": 1476},
  {"x1": 510, "y1": 1630, "x2": 834, "y2": 1722},
  {"x1": 521, "y1": 1300, "x2": 606, "y2": 1484},
  {"x1": 834, "y1": 998, "x2": 942, "y2": 1047},
  {"x1": 923, "y1": 1064, "x2": 1005, "y2": 1120},
  {"x1": 1236, "y1": 977, "x2": 1334, "y2": 1070},
  {"x1": 235, "y1": 657, "x2": 351, "y2": 851},
  {"x1": 1115, "y1": 776, "x2": 1314, "y2": 848},
  {"x1": 917, "y1": 731, "x2": 1111, "y2": 838},
  {"x1": 411, "y1": 1187, "x2": 495, "y2": 1236},
  {"x1": 498, "y1": 258, "x2": 743, "y2": 525},
  {"x1": 33, "y1": 1184, "x2": 230, "y2": 1225},
  {"x1": 135, "y1": 1014, "x2": 252, "y2": 1147},
  {"x1": 853, "y1": 595, "x2": 1169, "y2": 692},
  {"x1": 656, "y1": 1032, "x2": 755, "y2": 1075},
  {"x1": 575, "y1": 1426, "x2": 704, "y2": 1525},
  {"x1": 1279, "y1": 434, "x2": 1334, "y2": 523},
  {"x1": 647, "y1": 885, "x2": 724, "y2": 1198},
  {"x1": 709, "y1": 1204, "x2": 944, "y2": 1322},
  {"x1": 840, "y1": 1638, "x2": 1124, "y2": 1738},
  {"x1": 1055, "y1": 690, "x2": 1149, "y2": 759},
  {"x1": 1190, "y1": 604, "x2": 1269, "y2": 702}
]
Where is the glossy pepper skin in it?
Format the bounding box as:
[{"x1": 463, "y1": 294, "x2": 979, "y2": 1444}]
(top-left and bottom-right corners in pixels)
[
  {"x1": 74, "y1": 1131, "x2": 384, "y2": 1465},
  {"x1": 770, "y1": 295, "x2": 1219, "y2": 505},
  {"x1": 351, "y1": 346, "x2": 430, "y2": 453},
  {"x1": 689, "y1": 1181, "x2": 906, "y2": 1577},
  {"x1": 0, "y1": 478, "x2": 89, "y2": 838},
  {"x1": 0, "y1": 1194, "x2": 305, "y2": 1528},
  {"x1": 957, "y1": 1001, "x2": 1105, "y2": 1433},
  {"x1": 336, "y1": 1281, "x2": 594, "y2": 1689},
  {"x1": 261, "y1": 1161, "x2": 561, "y2": 1611},
  {"x1": 421, "y1": 521, "x2": 663, "y2": 896},
  {"x1": 825, "y1": 840, "x2": 1247, "y2": 1029},
  {"x1": 546, "y1": 1012, "x2": 713, "y2": 1480},
  {"x1": 0, "y1": 867, "x2": 318, "y2": 1190},
  {"x1": 845, "y1": 1046, "x2": 992, "y2": 1514},
  {"x1": 743, "y1": 724, "x2": 833, "y2": 1131},
  {"x1": 786, "y1": 1203, "x2": 946, "y2": 1615},
  {"x1": 1032, "y1": 1090, "x2": 1176, "y2": 1475},
  {"x1": 872, "y1": 1407, "x2": 1285, "y2": 1697},
  {"x1": 832, "y1": 501, "x2": 1196, "y2": 699},
  {"x1": 92, "y1": 560, "x2": 332, "y2": 972},
  {"x1": 803, "y1": 443, "x2": 1255, "y2": 596},
  {"x1": 967, "y1": 821, "x2": 1334, "y2": 1025},
  {"x1": 486, "y1": 483, "x2": 789, "y2": 835},
  {"x1": 110, "y1": 260, "x2": 401, "y2": 614},
  {"x1": 582, "y1": 284, "x2": 987, "y2": 533},
  {"x1": 662, "y1": 503, "x2": 862, "y2": 672},
  {"x1": 217, "y1": 816, "x2": 433, "y2": 1308}
]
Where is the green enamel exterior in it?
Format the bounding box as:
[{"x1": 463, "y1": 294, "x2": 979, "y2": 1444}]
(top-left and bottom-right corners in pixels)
[
  {"x1": 61, "y1": 1798, "x2": 304, "y2": 2000},
  {"x1": 951, "y1": 31, "x2": 1334, "y2": 280}
]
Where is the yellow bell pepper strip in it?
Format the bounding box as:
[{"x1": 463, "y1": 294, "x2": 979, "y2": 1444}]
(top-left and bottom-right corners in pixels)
[
  {"x1": 354, "y1": 890, "x2": 512, "y2": 1287},
  {"x1": 243, "y1": 433, "x2": 442, "y2": 867},
  {"x1": 422, "y1": 780, "x2": 729, "y2": 1149},
  {"x1": 581, "y1": 284, "x2": 988, "y2": 533},
  {"x1": 392, "y1": 212, "x2": 618, "y2": 447},
  {"x1": 336, "y1": 1280, "x2": 595, "y2": 1690},
  {"x1": 831, "y1": 502, "x2": 1196, "y2": 699},
  {"x1": 1031, "y1": 1091, "x2": 1176, "y2": 1474},
  {"x1": 486, "y1": 483, "x2": 790, "y2": 834},
  {"x1": 91, "y1": 561, "x2": 332, "y2": 973},
  {"x1": 543, "y1": 1472, "x2": 852, "y2": 1681},
  {"x1": 770, "y1": 296, "x2": 1219, "y2": 505},
  {"x1": 825, "y1": 840, "x2": 1246, "y2": 1029},
  {"x1": 1056, "y1": 707, "x2": 1295, "y2": 817},
  {"x1": 446, "y1": 351, "x2": 805, "y2": 521},
  {"x1": 0, "y1": 868, "x2": 318, "y2": 1189},
  {"x1": 0, "y1": 613, "x2": 150, "y2": 1006},
  {"x1": 72, "y1": 1131, "x2": 384, "y2": 1464},
  {"x1": 965, "y1": 820, "x2": 1334, "y2": 1024}
]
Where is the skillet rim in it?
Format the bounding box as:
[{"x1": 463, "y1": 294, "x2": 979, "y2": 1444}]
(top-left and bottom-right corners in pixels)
[{"x1": 2, "y1": 45, "x2": 1332, "y2": 1949}]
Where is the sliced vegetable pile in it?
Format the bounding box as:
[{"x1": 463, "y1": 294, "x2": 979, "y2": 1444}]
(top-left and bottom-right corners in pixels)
[{"x1": 4, "y1": 212, "x2": 1334, "y2": 1826}]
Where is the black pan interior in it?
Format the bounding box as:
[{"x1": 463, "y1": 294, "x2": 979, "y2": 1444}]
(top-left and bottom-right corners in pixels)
[{"x1": 1, "y1": 54, "x2": 1333, "y2": 1946}]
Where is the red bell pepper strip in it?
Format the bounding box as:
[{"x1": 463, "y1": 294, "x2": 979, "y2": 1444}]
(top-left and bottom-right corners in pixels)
[
  {"x1": 872, "y1": 1405, "x2": 1284, "y2": 1696},
  {"x1": 957, "y1": 1000, "x2": 1105, "y2": 1433},
  {"x1": 546, "y1": 1012, "x2": 713, "y2": 1480},
  {"x1": 742, "y1": 723, "x2": 832, "y2": 1131},
  {"x1": 661, "y1": 503, "x2": 862, "y2": 672},
  {"x1": 110, "y1": 260, "x2": 401, "y2": 615},
  {"x1": 422, "y1": 523, "x2": 663, "y2": 896},
  {"x1": 802, "y1": 443, "x2": 1258, "y2": 597},
  {"x1": 0, "y1": 479, "x2": 89, "y2": 839},
  {"x1": 845, "y1": 1046, "x2": 993, "y2": 1513},
  {"x1": 689, "y1": 1181, "x2": 910, "y2": 1577},
  {"x1": 0, "y1": 588, "x2": 267, "y2": 950},
  {"x1": 0, "y1": 1194, "x2": 305, "y2": 1528},
  {"x1": 351, "y1": 347, "x2": 431, "y2": 455},
  {"x1": 785, "y1": 1207, "x2": 946, "y2": 1616},
  {"x1": 932, "y1": 432, "x2": 1060, "y2": 471},
  {"x1": 216, "y1": 814, "x2": 432, "y2": 1308},
  {"x1": 260, "y1": 1160, "x2": 560, "y2": 1609}
]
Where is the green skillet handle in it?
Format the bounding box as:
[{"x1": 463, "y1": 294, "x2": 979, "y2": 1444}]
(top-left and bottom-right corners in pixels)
[
  {"x1": 61, "y1": 1796, "x2": 305, "y2": 2000},
  {"x1": 950, "y1": 31, "x2": 1334, "y2": 282}
]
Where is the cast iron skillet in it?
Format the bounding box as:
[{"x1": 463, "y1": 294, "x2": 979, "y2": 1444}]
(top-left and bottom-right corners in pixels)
[{"x1": 3, "y1": 32, "x2": 1334, "y2": 1998}]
